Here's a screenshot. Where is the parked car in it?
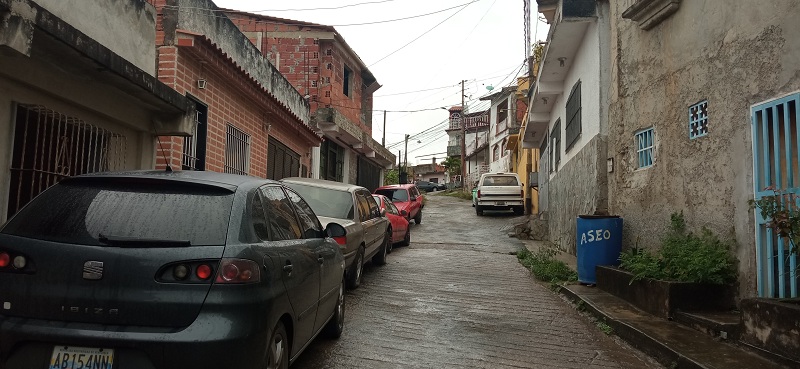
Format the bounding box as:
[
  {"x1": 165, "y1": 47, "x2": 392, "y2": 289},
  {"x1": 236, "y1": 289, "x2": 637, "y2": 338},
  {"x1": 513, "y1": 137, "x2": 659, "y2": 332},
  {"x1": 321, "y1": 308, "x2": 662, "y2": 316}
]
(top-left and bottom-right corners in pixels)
[
  {"x1": 436, "y1": 182, "x2": 447, "y2": 191},
  {"x1": 474, "y1": 172, "x2": 524, "y2": 216},
  {"x1": 374, "y1": 184, "x2": 424, "y2": 224},
  {"x1": 414, "y1": 180, "x2": 440, "y2": 192},
  {"x1": 282, "y1": 178, "x2": 390, "y2": 290},
  {"x1": 372, "y1": 194, "x2": 411, "y2": 247},
  {"x1": 0, "y1": 170, "x2": 347, "y2": 369}
]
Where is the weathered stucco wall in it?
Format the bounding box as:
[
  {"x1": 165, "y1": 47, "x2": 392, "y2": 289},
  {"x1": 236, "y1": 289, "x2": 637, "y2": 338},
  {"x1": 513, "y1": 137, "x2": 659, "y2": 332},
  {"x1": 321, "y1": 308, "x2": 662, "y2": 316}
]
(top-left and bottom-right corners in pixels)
[
  {"x1": 607, "y1": 0, "x2": 800, "y2": 298},
  {"x1": 165, "y1": 0, "x2": 310, "y2": 125},
  {"x1": 547, "y1": 135, "x2": 607, "y2": 254},
  {"x1": 36, "y1": 0, "x2": 157, "y2": 75}
]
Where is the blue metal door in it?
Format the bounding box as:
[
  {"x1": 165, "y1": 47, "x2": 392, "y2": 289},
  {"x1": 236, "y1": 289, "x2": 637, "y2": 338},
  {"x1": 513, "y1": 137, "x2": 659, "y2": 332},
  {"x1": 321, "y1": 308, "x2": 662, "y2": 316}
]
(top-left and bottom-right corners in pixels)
[{"x1": 751, "y1": 93, "x2": 799, "y2": 298}]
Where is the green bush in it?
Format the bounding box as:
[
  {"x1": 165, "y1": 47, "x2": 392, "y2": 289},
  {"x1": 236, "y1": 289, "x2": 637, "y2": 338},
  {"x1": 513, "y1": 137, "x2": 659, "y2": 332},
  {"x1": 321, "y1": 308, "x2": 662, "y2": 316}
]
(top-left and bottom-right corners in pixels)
[
  {"x1": 443, "y1": 190, "x2": 472, "y2": 201},
  {"x1": 619, "y1": 213, "x2": 737, "y2": 284},
  {"x1": 517, "y1": 247, "x2": 577, "y2": 283}
]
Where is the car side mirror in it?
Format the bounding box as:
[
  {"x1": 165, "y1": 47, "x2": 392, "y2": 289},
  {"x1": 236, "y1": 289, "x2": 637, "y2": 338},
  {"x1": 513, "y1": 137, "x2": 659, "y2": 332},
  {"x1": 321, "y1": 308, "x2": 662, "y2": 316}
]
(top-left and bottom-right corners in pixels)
[
  {"x1": 410, "y1": 196, "x2": 417, "y2": 201},
  {"x1": 380, "y1": 208, "x2": 386, "y2": 216},
  {"x1": 325, "y1": 223, "x2": 347, "y2": 238},
  {"x1": 400, "y1": 209, "x2": 408, "y2": 217}
]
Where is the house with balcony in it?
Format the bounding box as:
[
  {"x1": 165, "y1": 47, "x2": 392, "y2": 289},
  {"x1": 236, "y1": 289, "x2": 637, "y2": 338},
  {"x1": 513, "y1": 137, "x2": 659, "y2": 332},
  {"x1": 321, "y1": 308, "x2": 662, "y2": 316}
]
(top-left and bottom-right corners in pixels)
[
  {"x1": 223, "y1": 11, "x2": 395, "y2": 191},
  {"x1": 148, "y1": 0, "x2": 321, "y2": 180},
  {"x1": 0, "y1": 0, "x2": 195, "y2": 223},
  {"x1": 521, "y1": 0, "x2": 611, "y2": 254},
  {"x1": 481, "y1": 86, "x2": 524, "y2": 175},
  {"x1": 445, "y1": 107, "x2": 490, "y2": 186}
]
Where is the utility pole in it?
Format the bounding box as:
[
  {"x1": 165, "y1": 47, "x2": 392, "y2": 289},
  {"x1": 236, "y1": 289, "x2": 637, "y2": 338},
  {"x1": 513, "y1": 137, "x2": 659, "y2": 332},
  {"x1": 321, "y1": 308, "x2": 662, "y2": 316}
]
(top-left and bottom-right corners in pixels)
[
  {"x1": 382, "y1": 110, "x2": 387, "y2": 146},
  {"x1": 404, "y1": 134, "x2": 410, "y2": 170},
  {"x1": 460, "y1": 79, "x2": 466, "y2": 191}
]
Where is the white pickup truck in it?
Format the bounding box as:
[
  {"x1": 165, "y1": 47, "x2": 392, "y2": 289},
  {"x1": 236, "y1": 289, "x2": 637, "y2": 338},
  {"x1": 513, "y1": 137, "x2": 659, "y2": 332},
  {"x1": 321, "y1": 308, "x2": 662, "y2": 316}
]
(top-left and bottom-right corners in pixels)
[{"x1": 475, "y1": 172, "x2": 524, "y2": 216}]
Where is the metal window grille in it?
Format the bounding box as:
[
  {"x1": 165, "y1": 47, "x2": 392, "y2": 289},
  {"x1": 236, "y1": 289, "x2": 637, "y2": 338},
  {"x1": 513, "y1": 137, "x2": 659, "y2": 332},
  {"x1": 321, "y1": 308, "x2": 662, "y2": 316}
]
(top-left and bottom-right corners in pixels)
[
  {"x1": 313, "y1": 39, "x2": 319, "y2": 45},
  {"x1": 326, "y1": 63, "x2": 332, "y2": 70},
  {"x1": 224, "y1": 124, "x2": 250, "y2": 175},
  {"x1": 311, "y1": 80, "x2": 318, "y2": 88},
  {"x1": 324, "y1": 91, "x2": 330, "y2": 97},
  {"x1": 565, "y1": 81, "x2": 582, "y2": 150},
  {"x1": 182, "y1": 110, "x2": 200, "y2": 170},
  {"x1": 751, "y1": 93, "x2": 799, "y2": 298},
  {"x1": 312, "y1": 52, "x2": 319, "y2": 59},
  {"x1": 325, "y1": 48, "x2": 331, "y2": 56},
  {"x1": 635, "y1": 127, "x2": 655, "y2": 168},
  {"x1": 689, "y1": 100, "x2": 709, "y2": 139},
  {"x1": 311, "y1": 66, "x2": 319, "y2": 73},
  {"x1": 8, "y1": 104, "x2": 126, "y2": 217}
]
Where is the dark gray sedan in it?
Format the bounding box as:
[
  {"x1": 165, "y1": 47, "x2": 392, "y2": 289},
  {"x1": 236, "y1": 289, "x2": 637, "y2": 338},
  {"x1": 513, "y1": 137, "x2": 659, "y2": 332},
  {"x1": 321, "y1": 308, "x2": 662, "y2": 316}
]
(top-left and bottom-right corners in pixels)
[{"x1": 0, "y1": 170, "x2": 346, "y2": 369}]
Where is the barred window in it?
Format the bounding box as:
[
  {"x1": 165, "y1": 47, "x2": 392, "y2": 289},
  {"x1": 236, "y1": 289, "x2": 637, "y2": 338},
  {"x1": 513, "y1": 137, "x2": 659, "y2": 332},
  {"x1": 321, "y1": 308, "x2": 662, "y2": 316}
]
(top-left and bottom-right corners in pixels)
[
  {"x1": 565, "y1": 80, "x2": 581, "y2": 151},
  {"x1": 635, "y1": 127, "x2": 655, "y2": 169},
  {"x1": 689, "y1": 100, "x2": 708, "y2": 139},
  {"x1": 224, "y1": 124, "x2": 250, "y2": 175}
]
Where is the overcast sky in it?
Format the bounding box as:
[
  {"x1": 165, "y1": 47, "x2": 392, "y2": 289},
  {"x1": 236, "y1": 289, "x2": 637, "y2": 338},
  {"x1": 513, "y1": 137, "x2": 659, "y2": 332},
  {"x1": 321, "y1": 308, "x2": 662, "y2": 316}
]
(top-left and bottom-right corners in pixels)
[{"x1": 214, "y1": 0, "x2": 549, "y2": 166}]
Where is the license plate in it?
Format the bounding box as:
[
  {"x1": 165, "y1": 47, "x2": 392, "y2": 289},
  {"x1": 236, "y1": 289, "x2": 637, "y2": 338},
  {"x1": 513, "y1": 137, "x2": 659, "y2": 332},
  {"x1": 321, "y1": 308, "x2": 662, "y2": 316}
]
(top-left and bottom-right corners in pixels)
[
  {"x1": 50, "y1": 346, "x2": 114, "y2": 369},
  {"x1": 495, "y1": 201, "x2": 506, "y2": 206}
]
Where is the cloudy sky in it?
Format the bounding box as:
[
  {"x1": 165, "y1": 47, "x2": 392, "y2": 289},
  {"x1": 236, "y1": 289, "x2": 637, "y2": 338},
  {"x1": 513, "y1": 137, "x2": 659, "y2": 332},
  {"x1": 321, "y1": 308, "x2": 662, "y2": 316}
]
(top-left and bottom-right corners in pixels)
[{"x1": 214, "y1": 0, "x2": 549, "y2": 165}]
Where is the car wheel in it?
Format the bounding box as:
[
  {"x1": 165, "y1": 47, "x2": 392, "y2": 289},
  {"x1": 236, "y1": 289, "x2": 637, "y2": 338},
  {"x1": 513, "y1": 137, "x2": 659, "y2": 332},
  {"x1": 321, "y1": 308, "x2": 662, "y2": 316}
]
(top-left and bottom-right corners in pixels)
[
  {"x1": 476, "y1": 205, "x2": 484, "y2": 216},
  {"x1": 373, "y1": 231, "x2": 389, "y2": 266},
  {"x1": 386, "y1": 227, "x2": 393, "y2": 254},
  {"x1": 513, "y1": 206, "x2": 524, "y2": 216},
  {"x1": 346, "y1": 248, "x2": 364, "y2": 290},
  {"x1": 414, "y1": 210, "x2": 422, "y2": 225},
  {"x1": 266, "y1": 321, "x2": 289, "y2": 369},
  {"x1": 324, "y1": 278, "x2": 345, "y2": 339},
  {"x1": 399, "y1": 227, "x2": 410, "y2": 246}
]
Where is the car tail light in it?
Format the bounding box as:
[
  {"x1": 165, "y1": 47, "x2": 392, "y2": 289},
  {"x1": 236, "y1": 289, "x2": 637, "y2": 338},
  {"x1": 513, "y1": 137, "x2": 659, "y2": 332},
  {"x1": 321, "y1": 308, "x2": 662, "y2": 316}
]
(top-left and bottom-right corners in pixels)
[
  {"x1": 521, "y1": 189, "x2": 524, "y2": 198},
  {"x1": 196, "y1": 264, "x2": 213, "y2": 280},
  {"x1": 477, "y1": 190, "x2": 481, "y2": 198},
  {"x1": 333, "y1": 236, "x2": 347, "y2": 246},
  {"x1": 0, "y1": 252, "x2": 9, "y2": 268},
  {"x1": 13, "y1": 255, "x2": 26, "y2": 269},
  {"x1": 215, "y1": 259, "x2": 260, "y2": 284},
  {"x1": 173, "y1": 264, "x2": 190, "y2": 280}
]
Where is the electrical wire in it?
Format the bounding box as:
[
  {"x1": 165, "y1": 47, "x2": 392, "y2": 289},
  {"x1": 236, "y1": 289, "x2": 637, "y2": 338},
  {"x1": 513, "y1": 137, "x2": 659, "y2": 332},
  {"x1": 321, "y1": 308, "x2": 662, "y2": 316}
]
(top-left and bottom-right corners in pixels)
[{"x1": 368, "y1": 0, "x2": 479, "y2": 67}]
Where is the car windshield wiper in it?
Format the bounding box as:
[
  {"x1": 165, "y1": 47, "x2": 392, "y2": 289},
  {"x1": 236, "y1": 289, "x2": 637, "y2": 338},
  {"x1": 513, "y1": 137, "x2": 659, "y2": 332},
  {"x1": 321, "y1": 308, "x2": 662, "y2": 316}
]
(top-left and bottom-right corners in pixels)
[{"x1": 98, "y1": 233, "x2": 191, "y2": 248}]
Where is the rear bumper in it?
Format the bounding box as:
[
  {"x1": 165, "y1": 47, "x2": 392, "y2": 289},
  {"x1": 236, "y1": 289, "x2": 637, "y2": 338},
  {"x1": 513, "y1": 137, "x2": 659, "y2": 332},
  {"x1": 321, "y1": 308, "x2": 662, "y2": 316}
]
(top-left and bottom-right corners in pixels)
[
  {"x1": 0, "y1": 300, "x2": 273, "y2": 369},
  {"x1": 477, "y1": 199, "x2": 523, "y2": 209}
]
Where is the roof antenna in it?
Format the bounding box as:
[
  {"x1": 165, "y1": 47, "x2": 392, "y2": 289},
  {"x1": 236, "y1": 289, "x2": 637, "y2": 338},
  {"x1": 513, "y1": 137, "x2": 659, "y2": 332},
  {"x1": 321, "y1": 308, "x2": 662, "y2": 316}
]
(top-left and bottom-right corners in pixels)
[{"x1": 152, "y1": 120, "x2": 172, "y2": 172}]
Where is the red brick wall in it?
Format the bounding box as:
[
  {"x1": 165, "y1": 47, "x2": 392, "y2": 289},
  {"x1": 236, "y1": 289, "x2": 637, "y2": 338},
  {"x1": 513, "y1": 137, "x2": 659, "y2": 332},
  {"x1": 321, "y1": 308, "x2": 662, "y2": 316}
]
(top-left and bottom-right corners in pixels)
[
  {"x1": 227, "y1": 14, "x2": 374, "y2": 135},
  {"x1": 152, "y1": 6, "x2": 314, "y2": 178}
]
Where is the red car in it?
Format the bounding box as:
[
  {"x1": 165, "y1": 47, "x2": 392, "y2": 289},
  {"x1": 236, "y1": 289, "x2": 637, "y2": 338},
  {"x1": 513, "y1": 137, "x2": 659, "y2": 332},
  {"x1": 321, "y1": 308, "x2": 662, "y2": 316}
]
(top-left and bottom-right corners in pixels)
[
  {"x1": 374, "y1": 184, "x2": 424, "y2": 224},
  {"x1": 372, "y1": 194, "x2": 411, "y2": 247}
]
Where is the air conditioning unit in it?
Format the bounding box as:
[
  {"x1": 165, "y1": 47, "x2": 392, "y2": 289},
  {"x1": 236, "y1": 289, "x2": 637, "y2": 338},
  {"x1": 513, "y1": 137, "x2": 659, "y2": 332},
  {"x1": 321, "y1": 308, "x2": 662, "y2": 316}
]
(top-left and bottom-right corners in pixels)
[{"x1": 528, "y1": 172, "x2": 539, "y2": 188}]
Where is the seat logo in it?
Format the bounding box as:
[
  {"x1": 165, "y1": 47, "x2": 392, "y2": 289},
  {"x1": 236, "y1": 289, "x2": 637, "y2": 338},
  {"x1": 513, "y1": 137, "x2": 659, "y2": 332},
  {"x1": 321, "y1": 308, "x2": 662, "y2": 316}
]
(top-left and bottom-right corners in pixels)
[{"x1": 83, "y1": 261, "x2": 104, "y2": 280}]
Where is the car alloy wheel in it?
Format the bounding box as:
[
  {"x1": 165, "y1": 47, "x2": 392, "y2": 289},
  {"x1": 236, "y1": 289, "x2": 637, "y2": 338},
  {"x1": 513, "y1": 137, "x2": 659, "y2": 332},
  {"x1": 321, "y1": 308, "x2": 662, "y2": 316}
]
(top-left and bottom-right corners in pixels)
[
  {"x1": 373, "y1": 231, "x2": 389, "y2": 266},
  {"x1": 347, "y1": 248, "x2": 364, "y2": 289},
  {"x1": 324, "y1": 279, "x2": 345, "y2": 338},
  {"x1": 266, "y1": 322, "x2": 289, "y2": 369}
]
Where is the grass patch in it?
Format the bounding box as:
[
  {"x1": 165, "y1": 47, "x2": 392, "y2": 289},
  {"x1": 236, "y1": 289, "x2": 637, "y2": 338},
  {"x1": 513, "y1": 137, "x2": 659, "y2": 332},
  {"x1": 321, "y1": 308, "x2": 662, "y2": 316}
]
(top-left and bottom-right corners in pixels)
[
  {"x1": 596, "y1": 321, "x2": 613, "y2": 335},
  {"x1": 517, "y1": 247, "x2": 577, "y2": 283},
  {"x1": 442, "y1": 190, "x2": 472, "y2": 201}
]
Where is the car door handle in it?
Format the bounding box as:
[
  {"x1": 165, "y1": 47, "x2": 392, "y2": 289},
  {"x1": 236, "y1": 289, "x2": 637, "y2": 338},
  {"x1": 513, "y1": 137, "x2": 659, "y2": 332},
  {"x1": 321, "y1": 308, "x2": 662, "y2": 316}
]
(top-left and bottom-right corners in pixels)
[
  {"x1": 283, "y1": 263, "x2": 293, "y2": 272},
  {"x1": 318, "y1": 257, "x2": 324, "y2": 264}
]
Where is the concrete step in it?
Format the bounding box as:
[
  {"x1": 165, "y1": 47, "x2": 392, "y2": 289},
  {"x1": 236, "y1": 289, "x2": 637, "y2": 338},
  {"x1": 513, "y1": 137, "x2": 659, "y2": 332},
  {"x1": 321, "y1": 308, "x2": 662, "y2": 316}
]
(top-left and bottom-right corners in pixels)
[
  {"x1": 559, "y1": 284, "x2": 792, "y2": 369},
  {"x1": 673, "y1": 310, "x2": 741, "y2": 341}
]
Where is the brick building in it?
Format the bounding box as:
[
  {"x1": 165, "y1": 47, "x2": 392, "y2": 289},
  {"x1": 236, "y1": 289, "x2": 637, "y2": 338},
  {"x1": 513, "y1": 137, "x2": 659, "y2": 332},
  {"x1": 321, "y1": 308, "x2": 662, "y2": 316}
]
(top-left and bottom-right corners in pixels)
[
  {"x1": 149, "y1": 0, "x2": 321, "y2": 178},
  {"x1": 223, "y1": 11, "x2": 395, "y2": 191}
]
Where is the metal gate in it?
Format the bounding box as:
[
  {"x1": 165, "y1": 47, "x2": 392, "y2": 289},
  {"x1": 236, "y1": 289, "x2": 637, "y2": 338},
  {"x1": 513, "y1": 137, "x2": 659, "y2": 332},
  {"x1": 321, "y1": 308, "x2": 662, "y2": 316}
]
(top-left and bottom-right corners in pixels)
[
  {"x1": 357, "y1": 156, "x2": 381, "y2": 192},
  {"x1": 751, "y1": 93, "x2": 799, "y2": 298},
  {"x1": 7, "y1": 104, "x2": 127, "y2": 218}
]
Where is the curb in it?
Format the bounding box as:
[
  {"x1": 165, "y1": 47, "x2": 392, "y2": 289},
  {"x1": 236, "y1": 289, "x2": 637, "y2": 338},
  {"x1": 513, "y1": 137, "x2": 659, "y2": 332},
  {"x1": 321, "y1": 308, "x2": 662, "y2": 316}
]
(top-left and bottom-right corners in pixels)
[{"x1": 557, "y1": 285, "x2": 708, "y2": 369}]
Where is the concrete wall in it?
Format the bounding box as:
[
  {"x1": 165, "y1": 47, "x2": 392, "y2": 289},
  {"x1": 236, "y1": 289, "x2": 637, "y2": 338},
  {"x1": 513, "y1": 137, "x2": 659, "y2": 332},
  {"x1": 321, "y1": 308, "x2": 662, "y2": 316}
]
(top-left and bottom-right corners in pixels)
[
  {"x1": 547, "y1": 135, "x2": 606, "y2": 253},
  {"x1": 163, "y1": 0, "x2": 310, "y2": 126},
  {"x1": 37, "y1": 0, "x2": 157, "y2": 75},
  {"x1": 607, "y1": 0, "x2": 800, "y2": 298}
]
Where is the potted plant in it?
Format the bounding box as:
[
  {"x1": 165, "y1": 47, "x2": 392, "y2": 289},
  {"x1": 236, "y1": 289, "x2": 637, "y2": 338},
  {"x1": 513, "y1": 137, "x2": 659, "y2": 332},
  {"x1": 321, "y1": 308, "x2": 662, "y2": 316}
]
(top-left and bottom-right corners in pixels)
[{"x1": 596, "y1": 212, "x2": 737, "y2": 319}]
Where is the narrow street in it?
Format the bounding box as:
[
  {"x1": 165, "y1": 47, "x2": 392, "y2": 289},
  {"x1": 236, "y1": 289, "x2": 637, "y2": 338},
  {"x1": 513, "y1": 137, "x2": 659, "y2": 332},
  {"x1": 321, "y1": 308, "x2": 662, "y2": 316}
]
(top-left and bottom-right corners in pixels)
[{"x1": 293, "y1": 193, "x2": 661, "y2": 368}]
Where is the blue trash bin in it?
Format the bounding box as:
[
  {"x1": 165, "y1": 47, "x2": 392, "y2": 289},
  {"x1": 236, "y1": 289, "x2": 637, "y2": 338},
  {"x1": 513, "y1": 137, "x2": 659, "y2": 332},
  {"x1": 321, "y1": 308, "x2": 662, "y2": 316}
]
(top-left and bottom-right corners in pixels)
[{"x1": 576, "y1": 215, "x2": 623, "y2": 285}]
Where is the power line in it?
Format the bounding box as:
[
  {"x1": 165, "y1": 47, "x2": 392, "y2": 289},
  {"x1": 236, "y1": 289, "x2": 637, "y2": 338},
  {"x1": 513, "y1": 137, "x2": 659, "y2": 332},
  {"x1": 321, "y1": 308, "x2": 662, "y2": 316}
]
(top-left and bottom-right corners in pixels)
[
  {"x1": 164, "y1": 1, "x2": 478, "y2": 28},
  {"x1": 219, "y1": 0, "x2": 400, "y2": 13},
  {"x1": 368, "y1": 0, "x2": 479, "y2": 67}
]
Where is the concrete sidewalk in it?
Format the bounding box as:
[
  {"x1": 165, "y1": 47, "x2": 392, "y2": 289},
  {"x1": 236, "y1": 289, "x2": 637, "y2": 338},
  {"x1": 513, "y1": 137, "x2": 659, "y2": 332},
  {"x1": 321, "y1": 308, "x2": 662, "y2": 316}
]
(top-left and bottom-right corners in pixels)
[{"x1": 520, "y1": 240, "x2": 791, "y2": 369}]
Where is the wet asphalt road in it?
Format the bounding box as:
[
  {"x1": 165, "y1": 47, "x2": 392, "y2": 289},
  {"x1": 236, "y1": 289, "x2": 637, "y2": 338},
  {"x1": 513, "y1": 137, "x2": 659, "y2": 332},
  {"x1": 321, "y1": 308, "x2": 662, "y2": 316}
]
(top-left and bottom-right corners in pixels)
[{"x1": 292, "y1": 193, "x2": 660, "y2": 369}]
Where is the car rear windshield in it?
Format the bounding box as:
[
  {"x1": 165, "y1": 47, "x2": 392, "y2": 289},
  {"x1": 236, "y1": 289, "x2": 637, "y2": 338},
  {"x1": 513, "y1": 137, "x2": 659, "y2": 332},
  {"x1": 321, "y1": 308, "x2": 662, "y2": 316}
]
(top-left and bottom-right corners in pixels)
[
  {"x1": 1, "y1": 179, "x2": 234, "y2": 246},
  {"x1": 483, "y1": 176, "x2": 519, "y2": 186},
  {"x1": 375, "y1": 189, "x2": 409, "y2": 202},
  {"x1": 283, "y1": 183, "x2": 354, "y2": 220}
]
